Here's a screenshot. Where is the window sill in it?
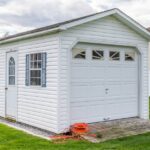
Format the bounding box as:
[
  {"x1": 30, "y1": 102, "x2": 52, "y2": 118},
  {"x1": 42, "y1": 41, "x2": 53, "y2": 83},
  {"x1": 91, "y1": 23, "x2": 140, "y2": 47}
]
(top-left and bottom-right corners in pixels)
[{"x1": 25, "y1": 85, "x2": 45, "y2": 89}]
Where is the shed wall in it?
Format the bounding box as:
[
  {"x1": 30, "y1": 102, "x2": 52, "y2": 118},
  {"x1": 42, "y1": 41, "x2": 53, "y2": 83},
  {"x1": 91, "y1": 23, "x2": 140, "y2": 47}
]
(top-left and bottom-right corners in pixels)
[{"x1": 0, "y1": 34, "x2": 60, "y2": 133}]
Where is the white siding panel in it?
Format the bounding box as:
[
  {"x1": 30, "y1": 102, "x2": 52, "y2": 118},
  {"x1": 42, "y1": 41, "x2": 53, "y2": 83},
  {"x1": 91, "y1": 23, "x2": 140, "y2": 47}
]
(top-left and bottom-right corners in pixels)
[
  {"x1": 149, "y1": 71, "x2": 150, "y2": 96},
  {"x1": 59, "y1": 16, "x2": 149, "y2": 132},
  {"x1": 0, "y1": 34, "x2": 60, "y2": 133}
]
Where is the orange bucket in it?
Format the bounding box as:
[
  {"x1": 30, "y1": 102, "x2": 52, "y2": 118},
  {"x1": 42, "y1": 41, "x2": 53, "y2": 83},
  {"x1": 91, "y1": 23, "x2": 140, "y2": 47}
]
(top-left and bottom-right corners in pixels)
[{"x1": 71, "y1": 123, "x2": 89, "y2": 135}]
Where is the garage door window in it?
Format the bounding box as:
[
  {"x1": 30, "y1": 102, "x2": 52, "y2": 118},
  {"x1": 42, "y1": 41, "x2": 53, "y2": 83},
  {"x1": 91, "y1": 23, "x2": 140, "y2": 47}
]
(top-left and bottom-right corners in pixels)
[
  {"x1": 92, "y1": 50, "x2": 104, "y2": 60},
  {"x1": 125, "y1": 51, "x2": 135, "y2": 61},
  {"x1": 109, "y1": 51, "x2": 120, "y2": 61},
  {"x1": 72, "y1": 48, "x2": 86, "y2": 59}
]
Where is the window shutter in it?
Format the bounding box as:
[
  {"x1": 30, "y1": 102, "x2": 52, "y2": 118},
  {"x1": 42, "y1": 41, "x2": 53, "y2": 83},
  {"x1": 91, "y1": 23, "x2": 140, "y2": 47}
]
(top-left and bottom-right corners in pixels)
[
  {"x1": 25, "y1": 54, "x2": 30, "y2": 86},
  {"x1": 41, "y1": 53, "x2": 47, "y2": 87}
]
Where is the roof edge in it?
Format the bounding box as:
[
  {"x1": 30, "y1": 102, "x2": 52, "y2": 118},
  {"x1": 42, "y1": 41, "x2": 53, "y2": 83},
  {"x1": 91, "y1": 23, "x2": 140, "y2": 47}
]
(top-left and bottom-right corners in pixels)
[
  {"x1": 0, "y1": 27, "x2": 60, "y2": 44},
  {"x1": 0, "y1": 8, "x2": 150, "y2": 44},
  {"x1": 60, "y1": 8, "x2": 150, "y2": 40},
  {"x1": 0, "y1": 8, "x2": 118, "y2": 44},
  {"x1": 59, "y1": 8, "x2": 118, "y2": 30},
  {"x1": 114, "y1": 9, "x2": 150, "y2": 40}
]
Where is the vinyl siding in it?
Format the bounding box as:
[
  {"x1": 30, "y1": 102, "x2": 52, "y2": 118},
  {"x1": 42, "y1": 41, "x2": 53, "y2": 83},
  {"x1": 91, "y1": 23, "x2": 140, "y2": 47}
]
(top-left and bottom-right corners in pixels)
[
  {"x1": 0, "y1": 51, "x2": 6, "y2": 117},
  {"x1": 58, "y1": 15, "x2": 149, "y2": 132},
  {"x1": 0, "y1": 34, "x2": 60, "y2": 133}
]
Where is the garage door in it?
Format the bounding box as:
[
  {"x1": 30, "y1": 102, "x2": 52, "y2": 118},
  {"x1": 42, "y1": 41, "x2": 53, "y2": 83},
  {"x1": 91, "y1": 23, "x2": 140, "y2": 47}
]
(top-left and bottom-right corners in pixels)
[{"x1": 70, "y1": 44, "x2": 138, "y2": 124}]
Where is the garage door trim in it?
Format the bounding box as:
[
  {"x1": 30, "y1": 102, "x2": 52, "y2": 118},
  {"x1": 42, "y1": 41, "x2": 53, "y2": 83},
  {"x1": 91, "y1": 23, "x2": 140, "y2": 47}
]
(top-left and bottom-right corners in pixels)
[{"x1": 67, "y1": 39, "x2": 142, "y2": 126}]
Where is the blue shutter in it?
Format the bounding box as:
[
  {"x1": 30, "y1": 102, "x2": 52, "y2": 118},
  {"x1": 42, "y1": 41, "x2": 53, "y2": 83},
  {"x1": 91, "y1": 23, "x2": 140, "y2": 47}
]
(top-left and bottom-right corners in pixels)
[
  {"x1": 25, "y1": 54, "x2": 30, "y2": 86},
  {"x1": 41, "y1": 53, "x2": 47, "y2": 87}
]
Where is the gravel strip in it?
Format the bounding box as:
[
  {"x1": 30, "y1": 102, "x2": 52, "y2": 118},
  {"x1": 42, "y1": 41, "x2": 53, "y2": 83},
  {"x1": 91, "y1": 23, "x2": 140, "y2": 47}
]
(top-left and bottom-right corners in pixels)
[{"x1": 0, "y1": 117, "x2": 55, "y2": 140}]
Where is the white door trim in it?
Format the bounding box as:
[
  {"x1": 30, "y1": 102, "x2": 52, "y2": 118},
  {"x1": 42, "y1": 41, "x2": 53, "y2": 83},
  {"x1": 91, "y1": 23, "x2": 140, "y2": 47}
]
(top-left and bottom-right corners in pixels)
[{"x1": 5, "y1": 50, "x2": 18, "y2": 120}]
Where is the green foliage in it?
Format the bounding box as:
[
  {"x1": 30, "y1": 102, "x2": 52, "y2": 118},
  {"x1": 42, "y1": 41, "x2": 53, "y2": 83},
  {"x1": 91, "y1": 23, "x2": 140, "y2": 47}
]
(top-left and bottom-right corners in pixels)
[{"x1": 1, "y1": 124, "x2": 150, "y2": 149}]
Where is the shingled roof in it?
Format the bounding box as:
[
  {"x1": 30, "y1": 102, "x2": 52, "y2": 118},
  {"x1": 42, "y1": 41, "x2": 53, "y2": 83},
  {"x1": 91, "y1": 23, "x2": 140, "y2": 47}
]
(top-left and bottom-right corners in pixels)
[
  {"x1": 0, "y1": 8, "x2": 150, "y2": 43},
  {"x1": 0, "y1": 10, "x2": 105, "y2": 42}
]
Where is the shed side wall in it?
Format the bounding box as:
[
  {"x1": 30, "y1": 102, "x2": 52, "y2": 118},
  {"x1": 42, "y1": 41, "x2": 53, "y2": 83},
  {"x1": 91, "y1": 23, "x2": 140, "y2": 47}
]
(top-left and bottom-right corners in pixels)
[{"x1": 0, "y1": 34, "x2": 60, "y2": 133}]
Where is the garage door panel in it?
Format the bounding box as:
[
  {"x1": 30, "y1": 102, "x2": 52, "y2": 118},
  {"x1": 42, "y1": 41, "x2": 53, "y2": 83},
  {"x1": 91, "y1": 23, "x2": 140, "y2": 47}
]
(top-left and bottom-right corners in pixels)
[
  {"x1": 106, "y1": 67, "x2": 121, "y2": 80},
  {"x1": 106, "y1": 101, "x2": 138, "y2": 120},
  {"x1": 71, "y1": 97, "x2": 106, "y2": 106},
  {"x1": 71, "y1": 84, "x2": 105, "y2": 98},
  {"x1": 105, "y1": 83, "x2": 121, "y2": 96},
  {"x1": 71, "y1": 66, "x2": 90, "y2": 79},
  {"x1": 89, "y1": 85, "x2": 105, "y2": 97},
  {"x1": 121, "y1": 67, "x2": 137, "y2": 81},
  {"x1": 71, "y1": 46, "x2": 138, "y2": 124},
  {"x1": 122, "y1": 83, "x2": 138, "y2": 96},
  {"x1": 90, "y1": 80, "x2": 105, "y2": 85},
  {"x1": 87, "y1": 105, "x2": 105, "y2": 119},
  {"x1": 71, "y1": 85, "x2": 90, "y2": 98},
  {"x1": 106, "y1": 97, "x2": 137, "y2": 103},
  {"x1": 71, "y1": 105, "x2": 105, "y2": 123},
  {"x1": 71, "y1": 80, "x2": 90, "y2": 85},
  {"x1": 90, "y1": 67, "x2": 106, "y2": 79},
  {"x1": 105, "y1": 82, "x2": 137, "y2": 97}
]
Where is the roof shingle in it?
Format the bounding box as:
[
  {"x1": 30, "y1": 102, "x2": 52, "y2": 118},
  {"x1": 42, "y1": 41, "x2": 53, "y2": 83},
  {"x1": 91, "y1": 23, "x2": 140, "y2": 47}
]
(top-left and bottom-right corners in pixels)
[{"x1": 0, "y1": 11, "x2": 103, "y2": 41}]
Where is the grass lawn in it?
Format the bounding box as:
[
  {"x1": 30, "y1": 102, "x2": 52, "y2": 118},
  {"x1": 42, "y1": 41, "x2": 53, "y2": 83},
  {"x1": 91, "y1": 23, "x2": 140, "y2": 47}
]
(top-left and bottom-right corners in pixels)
[{"x1": 1, "y1": 123, "x2": 150, "y2": 150}]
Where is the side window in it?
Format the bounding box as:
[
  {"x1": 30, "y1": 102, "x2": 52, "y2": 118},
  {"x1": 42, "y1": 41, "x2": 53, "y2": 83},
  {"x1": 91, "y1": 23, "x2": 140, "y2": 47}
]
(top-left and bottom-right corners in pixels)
[
  {"x1": 26, "y1": 53, "x2": 47, "y2": 87},
  {"x1": 92, "y1": 50, "x2": 104, "y2": 60},
  {"x1": 125, "y1": 51, "x2": 135, "y2": 61},
  {"x1": 9, "y1": 57, "x2": 15, "y2": 85},
  {"x1": 72, "y1": 48, "x2": 86, "y2": 59},
  {"x1": 109, "y1": 51, "x2": 120, "y2": 61},
  {"x1": 30, "y1": 53, "x2": 42, "y2": 86}
]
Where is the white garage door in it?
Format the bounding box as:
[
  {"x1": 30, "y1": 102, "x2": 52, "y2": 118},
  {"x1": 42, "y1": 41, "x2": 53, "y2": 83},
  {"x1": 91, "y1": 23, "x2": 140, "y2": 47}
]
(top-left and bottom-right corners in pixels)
[{"x1": 70, "y1": 44, "x2": 138, "y2": 124}]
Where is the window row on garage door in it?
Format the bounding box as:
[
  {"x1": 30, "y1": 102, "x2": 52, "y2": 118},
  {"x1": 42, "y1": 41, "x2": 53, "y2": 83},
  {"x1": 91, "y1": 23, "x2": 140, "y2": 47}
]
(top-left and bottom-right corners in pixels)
[{"x1": 72, "y1": 48, "x2": 137, "y2": 62}]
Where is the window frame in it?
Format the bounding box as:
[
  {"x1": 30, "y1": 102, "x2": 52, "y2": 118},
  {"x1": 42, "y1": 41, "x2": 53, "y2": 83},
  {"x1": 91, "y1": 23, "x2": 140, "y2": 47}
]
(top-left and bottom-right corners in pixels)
[
  {"x1": 92, "y1": 50, "x2": 104, "y2": 60},
  {"x1": 109, "y1": 51, "x2": 120, "y2": 61},
  {"x1": 125, "y1": 51, "x2": 135, "y2": 61},
  {"x1": 29, "y1": 53, "x2": 42, "y2": 86},
  {"x1": 8, "y1": 57, "x2": 15, "y2": 85},
  {"x1": 72, "y1": 48, "x2": 86, "y2": 60}
]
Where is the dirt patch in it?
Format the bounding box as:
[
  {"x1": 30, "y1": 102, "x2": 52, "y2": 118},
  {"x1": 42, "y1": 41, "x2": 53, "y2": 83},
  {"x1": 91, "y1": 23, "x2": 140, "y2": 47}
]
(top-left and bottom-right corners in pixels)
[{"x1": 83, "y1": 118, "x2": 150, "y2": 143}]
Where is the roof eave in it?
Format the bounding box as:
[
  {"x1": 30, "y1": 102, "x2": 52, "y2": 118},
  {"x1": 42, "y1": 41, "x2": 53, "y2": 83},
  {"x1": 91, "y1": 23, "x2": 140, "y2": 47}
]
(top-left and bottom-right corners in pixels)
[
  {"x1": 1, "y1": 8, "x2": 150, "y2": 44},
  {"x1": 59, "y1": 8, "x2": 117, "y2": 30},
  {"x1": 0, "y1": 27, "x2": 61, "y2": 45},
  {"x1": 114, "y1": 9, "x2": 150, "y2": 40},
  {"x1": 60, "y1": 8, "x2": 150, "y2": 41}
]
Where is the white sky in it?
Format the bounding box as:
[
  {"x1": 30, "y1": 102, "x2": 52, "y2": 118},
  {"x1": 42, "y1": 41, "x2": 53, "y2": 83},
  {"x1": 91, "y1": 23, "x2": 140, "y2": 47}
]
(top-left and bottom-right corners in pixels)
[{"x1": 0, "y1": 0, "x2": 149, "y2": 37}]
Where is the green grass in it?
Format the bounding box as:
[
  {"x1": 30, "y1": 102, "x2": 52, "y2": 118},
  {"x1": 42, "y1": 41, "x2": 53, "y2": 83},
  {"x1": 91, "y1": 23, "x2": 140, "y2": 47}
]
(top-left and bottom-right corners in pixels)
[{"x1": 1, "y1": 123, "x2": 150, "y2": 150}]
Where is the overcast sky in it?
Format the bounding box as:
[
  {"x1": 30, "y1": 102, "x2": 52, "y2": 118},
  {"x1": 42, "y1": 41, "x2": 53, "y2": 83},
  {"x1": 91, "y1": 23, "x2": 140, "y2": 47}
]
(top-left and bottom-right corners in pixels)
[{"x1": 0, "y1": 0, "x2": 149, "y2": 37}]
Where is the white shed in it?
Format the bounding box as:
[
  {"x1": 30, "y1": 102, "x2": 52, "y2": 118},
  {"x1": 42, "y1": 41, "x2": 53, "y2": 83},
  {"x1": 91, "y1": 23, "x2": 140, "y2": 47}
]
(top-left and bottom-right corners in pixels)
[{"x1": 0, "y1": 8, "x2": 149, "y2": 133}]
